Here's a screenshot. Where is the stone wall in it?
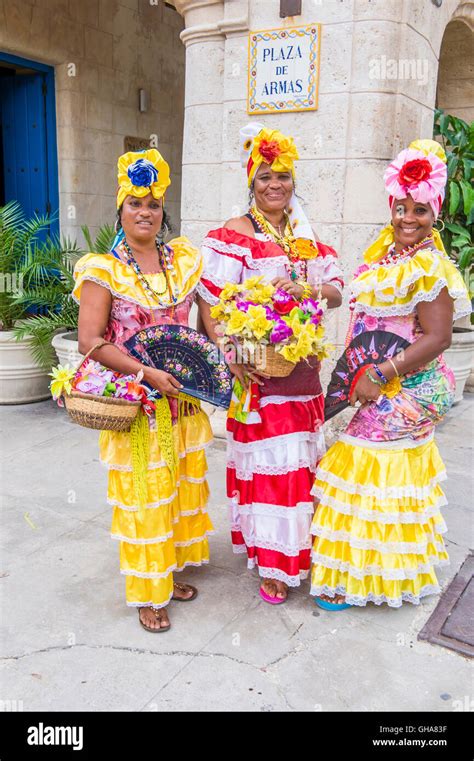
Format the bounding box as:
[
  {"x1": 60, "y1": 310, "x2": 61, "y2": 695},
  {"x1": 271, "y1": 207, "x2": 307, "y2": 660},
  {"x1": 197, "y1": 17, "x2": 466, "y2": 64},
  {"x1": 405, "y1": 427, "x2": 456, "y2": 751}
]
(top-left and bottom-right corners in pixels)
[
  {"x1": 437, "y1": 19, "x2": 474, "y2": 123},
  {"x1": 175, "y1": 0, "x2": 472, "y2": 359},
  {"x1": 0, "y1": 0, "x2": 185, "y2": 246}
]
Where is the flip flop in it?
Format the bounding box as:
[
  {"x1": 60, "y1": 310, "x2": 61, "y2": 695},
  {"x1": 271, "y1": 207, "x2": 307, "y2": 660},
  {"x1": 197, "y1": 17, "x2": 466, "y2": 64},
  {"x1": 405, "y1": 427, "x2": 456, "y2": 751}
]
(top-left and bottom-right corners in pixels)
[
  {"x1": 138, "y1": 607, "x2": 171, "y2": 633},
  {"x1": 172, "y1": 582, "x2": 198, "y2": 602},
  {"x1": 259, "y1": 586, "x2": 287, "y2": 605},
  {"x1": 314, "y1": 596, "x2": 352, "y2": 611}
]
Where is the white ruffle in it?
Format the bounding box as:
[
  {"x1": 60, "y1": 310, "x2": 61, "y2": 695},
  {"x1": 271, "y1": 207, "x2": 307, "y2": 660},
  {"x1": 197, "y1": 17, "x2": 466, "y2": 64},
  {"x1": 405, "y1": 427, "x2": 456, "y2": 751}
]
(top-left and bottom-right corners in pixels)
[
  {"x1": 195, "y1": 280, "x2": 219, "y2": 305},
  {"x1": 313, "y1": 490, "x2": 448, "y2": 524},
  {"x1": 339, "y1": 432, "x2": 434, "y2": 451},
  {"x1": 310, "y1": 583, "x2": 441, "y2": 608},
  {"x1": 173, "y1": 530, "x2": 215, "y2": 547},
  {"x1": 313, "y1": 469, "x2": 447, "y2": 500},
  {"x1": 311, "y1": 552, "x2": 450, "y2": 580},
  {"x1": 307, "y1": 255, "x2": 345, "y2": 291},
  {"x1": 126, "y1": 592, "x2": 173, "y2": 610},
  {"x1": 228, "y1": 430, "x2": 325, "y2": 481},
  {"x1": 230, "y1": 501, "x2": 314, "y2": 518},
  {"x1": 228, "y1": 429, "x2": 324, "y2": 453},
  {"x1": 232, "y1": 544, "x2": 249, "y2": 554},
  {"x1": 121, "y1": 559, "x2": 210, "y2": 580},
  {"x1": 249, "y1": 561, "x2": 310, "y2": 586},
  {"x1": 352, "y1": 277, "x2": 471, "y2": 320},
  {"x1": 311, "y1": 526, "x2": 447, "y2": 553},
  {"x1": 351, "y1": 255, "x2": 440, "y2": 299},
  {"x1": 259, "y1": 394, "x2": 319, "y2": 408},
  {"x1": 230, "y1": 526, "x2": 312, "y2": 557},
  {"x1": 111, "y1": 530, "x2": 173, "y2": 545},
  {"x1": 100, "y1": 442, "x2": 212, "y2": 472}
]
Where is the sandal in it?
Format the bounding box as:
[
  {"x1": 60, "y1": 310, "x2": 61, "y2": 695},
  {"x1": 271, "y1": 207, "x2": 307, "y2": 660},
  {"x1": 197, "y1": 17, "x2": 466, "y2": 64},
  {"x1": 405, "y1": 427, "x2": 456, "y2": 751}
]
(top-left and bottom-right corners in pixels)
[
  {"x1": 172, "y1": 582, "x2": 198, "y2": 602},
  {"x1": 138, "y1": 606, "x2": 171, "y2": 633},
  {"x1": 314, "y1": 596, "x2": 352, "y2": 611}
]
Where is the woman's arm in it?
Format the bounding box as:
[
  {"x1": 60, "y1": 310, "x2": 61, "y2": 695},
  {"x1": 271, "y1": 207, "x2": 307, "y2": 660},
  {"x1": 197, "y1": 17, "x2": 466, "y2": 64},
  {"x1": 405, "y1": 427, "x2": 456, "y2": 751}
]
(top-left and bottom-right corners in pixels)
[
  {"x1": 77, "y1": 281, "x2": 183, "y2": 396},
  {"x1": 351, "y1": 287, "x2": 454, "y2": 404}
]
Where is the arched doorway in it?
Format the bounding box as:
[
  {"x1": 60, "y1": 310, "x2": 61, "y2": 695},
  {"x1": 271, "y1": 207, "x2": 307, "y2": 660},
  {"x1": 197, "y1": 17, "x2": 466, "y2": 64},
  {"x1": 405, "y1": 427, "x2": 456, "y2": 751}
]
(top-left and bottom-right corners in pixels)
[{"x1": 436, "y1": 18, "x2": 474, "y2": 123}]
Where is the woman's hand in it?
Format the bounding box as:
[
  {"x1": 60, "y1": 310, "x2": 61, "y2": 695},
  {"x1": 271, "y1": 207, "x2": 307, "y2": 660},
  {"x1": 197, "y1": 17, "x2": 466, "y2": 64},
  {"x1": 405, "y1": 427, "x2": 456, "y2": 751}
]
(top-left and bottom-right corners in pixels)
[
  {"x1": 349, "y1": 372, "x2": 382, "y2": 406},
  {"x1": 228, "y1": 362, "x2": 269, "y2": 389},
  {"x1": 142, "y1": 367, "x2": 183, "y2": 397},
  {"x1": 271, "y1": 277, "x2": 305, "y2": 300}
]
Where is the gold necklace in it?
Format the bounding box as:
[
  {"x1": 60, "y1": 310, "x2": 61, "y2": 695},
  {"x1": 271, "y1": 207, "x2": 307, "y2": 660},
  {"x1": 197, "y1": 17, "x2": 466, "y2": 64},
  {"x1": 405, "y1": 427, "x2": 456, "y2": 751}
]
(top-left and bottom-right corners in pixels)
[{"x1": 249, "y1": 205, "x2": 308, "y2": 282}]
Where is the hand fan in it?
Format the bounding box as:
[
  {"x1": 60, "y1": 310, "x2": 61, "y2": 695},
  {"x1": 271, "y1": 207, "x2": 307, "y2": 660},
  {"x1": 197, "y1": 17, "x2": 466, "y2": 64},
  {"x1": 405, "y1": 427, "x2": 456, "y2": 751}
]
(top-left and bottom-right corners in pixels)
[
  {"x1": 324, "y1": 330, "x2": 411, "y2": 421},
  {"x1": 124, "y1": 324, "x2": 233, "y2": 408}
]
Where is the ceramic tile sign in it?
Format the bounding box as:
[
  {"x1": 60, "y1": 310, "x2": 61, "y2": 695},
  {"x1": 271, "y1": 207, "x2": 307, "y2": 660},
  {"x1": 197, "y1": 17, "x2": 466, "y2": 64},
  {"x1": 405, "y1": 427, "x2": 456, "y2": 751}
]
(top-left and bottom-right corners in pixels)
[{"x1": 248, "y1": 25, "x2": 321, "y2": 115}]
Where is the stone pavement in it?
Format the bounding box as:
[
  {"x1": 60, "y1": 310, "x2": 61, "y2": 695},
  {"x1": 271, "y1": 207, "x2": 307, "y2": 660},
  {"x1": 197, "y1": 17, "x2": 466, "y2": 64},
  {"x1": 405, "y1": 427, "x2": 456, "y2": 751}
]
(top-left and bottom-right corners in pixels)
[{"x1": 0, "y1": 397, "x2": 472, "y2": 712}]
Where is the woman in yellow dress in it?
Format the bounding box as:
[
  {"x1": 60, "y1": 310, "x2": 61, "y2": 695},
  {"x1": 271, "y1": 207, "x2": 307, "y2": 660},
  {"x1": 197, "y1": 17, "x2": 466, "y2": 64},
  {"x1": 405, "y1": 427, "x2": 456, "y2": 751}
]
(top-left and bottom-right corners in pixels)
[
  {"x1": 73, "y1": 149, "x2": 214, "y2": 631},
  {"x1": 310, "y1": 139, "x2": 471, "y2": 610}
]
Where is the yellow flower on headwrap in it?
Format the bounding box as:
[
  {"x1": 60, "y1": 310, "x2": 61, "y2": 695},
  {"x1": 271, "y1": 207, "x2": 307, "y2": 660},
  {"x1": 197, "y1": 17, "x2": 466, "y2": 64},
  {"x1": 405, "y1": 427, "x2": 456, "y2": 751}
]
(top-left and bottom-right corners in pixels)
[
  {"x1": 248, "y1": 128, "x2": 299, "y2": 186},
  {"x1": 117, "y1": 149, "x2": 171, "y2": 208},
  {"x1": 409, "y1": 139, "x2": 447, "y2": 164}
]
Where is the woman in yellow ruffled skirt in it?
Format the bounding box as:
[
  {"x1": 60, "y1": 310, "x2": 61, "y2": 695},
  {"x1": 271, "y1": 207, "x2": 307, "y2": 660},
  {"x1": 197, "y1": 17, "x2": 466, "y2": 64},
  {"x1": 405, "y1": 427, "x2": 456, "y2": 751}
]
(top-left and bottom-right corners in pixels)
[
  {"x1": 311, "y1": 139, "x2": 471, "y2": 609},
  {"x1": 73, "y1": 149, "x2": 214, "y2": 631}
]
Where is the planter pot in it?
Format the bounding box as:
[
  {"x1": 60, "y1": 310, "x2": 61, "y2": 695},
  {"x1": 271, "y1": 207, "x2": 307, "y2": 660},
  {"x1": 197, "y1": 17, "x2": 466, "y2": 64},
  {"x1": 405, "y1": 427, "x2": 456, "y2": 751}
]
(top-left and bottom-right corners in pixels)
[
  {"x1": 0, "y1": 331, "x2": 51, "y2": 404},
  {"x1": 444, "y1": 328, "x2": 474, "y2": 404},
  {"x1": 52, "y1": 331, "x2": 84, "y2": 369}
]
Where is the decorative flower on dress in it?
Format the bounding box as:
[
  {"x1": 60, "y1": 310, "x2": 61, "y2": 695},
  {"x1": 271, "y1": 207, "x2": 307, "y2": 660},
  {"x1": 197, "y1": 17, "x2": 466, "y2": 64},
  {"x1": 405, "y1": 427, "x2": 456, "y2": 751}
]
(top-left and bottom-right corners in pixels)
[
  {"x1": 384, "y1": 143, "x2": 447, "y2": 218},
  {"x1": 117, "y1": 149, "x2": 171, "y2": 208}
]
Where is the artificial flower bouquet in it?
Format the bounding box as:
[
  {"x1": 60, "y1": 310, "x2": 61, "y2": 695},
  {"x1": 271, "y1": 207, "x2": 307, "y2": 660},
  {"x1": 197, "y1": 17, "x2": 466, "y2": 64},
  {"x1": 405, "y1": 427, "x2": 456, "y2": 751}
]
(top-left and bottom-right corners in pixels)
[
  {"x1": 210, "y1": 276, "x2": 333, "y2": 377},
  {"x1": 49, "y1": 359, "x2": 158, "y2": 431}
]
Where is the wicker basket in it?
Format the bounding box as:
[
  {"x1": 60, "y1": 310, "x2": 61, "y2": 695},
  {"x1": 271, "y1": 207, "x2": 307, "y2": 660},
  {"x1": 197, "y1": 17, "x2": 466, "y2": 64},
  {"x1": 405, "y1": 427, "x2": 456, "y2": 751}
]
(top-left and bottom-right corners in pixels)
[
  {"x1": 62, "y1": 340, "x2": 141, "y2": 432},
  {"x1": 253, "y1": 344, "x2": 295, "y2": 378}
]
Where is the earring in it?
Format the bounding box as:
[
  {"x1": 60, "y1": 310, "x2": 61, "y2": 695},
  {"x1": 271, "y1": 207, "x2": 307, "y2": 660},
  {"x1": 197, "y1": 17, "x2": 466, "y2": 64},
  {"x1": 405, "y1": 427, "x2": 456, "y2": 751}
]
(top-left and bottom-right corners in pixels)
[
  {"x1": 433, "y1": 218, "x2": 445, "y2": 233},
  {"x1": 114, "y1": 218, "x2": 122, "y2": 233}
]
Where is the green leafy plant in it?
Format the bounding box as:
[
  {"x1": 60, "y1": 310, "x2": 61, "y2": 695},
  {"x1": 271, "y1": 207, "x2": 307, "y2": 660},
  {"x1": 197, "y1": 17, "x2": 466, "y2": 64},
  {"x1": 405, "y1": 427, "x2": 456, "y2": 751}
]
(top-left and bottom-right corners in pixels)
[
  {"x1": 433, "y1": 109, "x2": 474, "y2": 308},
  {"x1": 1, "y1": 204, "x2": 116, "y2": 370}
]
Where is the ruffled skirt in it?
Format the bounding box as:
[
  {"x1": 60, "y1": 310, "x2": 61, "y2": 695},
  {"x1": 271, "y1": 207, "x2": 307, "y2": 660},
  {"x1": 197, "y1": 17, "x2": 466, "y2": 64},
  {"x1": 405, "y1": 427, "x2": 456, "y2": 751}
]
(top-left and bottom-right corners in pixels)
[
  {"x1": 227, "y1": 394, "x2": 326, "y2": 587},
  {"x1": 310, "y1": 432, "x2": 449, "y2": 607},
  {"x1": 99, "y1": 409, "x2": 214, "y2": 609}
]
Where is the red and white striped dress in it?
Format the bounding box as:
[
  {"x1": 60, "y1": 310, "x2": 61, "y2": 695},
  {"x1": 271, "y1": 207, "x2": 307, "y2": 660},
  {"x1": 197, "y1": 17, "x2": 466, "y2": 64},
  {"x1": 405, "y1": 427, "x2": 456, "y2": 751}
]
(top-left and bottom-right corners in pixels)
[{"x1": 198, "y1": 226, "x2": 344, "y2": 587}]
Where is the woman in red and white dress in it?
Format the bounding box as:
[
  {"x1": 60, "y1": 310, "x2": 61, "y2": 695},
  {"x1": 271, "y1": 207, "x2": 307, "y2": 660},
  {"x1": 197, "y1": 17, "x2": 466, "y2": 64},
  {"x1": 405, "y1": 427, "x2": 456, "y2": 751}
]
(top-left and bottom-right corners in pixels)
[{"x1": 198, "y1": 124, "x2": 344, "y2": 603}]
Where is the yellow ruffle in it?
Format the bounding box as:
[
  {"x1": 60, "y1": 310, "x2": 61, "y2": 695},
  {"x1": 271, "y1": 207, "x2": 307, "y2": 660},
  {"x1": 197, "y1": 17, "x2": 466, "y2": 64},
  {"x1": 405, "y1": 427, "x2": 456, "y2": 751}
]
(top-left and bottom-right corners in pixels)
[
  {"x1": 310, "y1": 437, "x2": 450, "y2": 606},
  {"x1": 101, "y1": 410, "x2": 213, "y2": 608},
  {"x1": 72, "y1": 236, "x2": 203, "y2": 309},
  {"x1": 352, "y1": 247, "x2": 471, "y2": 319}
]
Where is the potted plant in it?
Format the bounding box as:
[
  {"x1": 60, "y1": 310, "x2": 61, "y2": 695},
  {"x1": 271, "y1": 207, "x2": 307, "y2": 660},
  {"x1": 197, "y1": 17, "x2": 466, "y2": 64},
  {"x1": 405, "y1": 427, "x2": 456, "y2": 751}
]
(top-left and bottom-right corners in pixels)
[
  {"x1": 0, "y1": 201, "x2": 73, "y2": 403},
  {"x1": 48, "y1": 224, "x2": 116, "y2": 368},
  {"x1": 433, "y1": 109, "x2": 474, "y2": 402}
]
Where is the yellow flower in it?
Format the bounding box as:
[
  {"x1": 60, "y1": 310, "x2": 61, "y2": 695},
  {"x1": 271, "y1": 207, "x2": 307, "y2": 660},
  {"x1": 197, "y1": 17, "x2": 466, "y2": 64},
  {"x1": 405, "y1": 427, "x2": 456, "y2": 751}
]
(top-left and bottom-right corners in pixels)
[
  {"x1": 248, "y1": 314, "x2": 272, "y2": 340},
  {"x1": 210, "y1": 303, "x2": 227, "y2": 321},
  {"x1": 247, "y1": 284, "x2": 275, "y2": 304},
  {"x1": 242, "y1": 276, "x2": 264, "y2": 290},
  {"x1": 220, "y1": 282, "x2": 243, "y2": 302},
  {"x1": 381, "y1": 376, "x2": 402, "y2": 399},
  {"x1": 49, "y1": 364, "x2": 76, "y2": 399},
  {"x1": 225, "y1": 310, "x2": 248, "y2": 335},
  {"x1": 246, "y1": 305, "x2": 267, "y2": 320},
  {"x1": 291, "y1": 239, "x2": 319, "y2": 260}
]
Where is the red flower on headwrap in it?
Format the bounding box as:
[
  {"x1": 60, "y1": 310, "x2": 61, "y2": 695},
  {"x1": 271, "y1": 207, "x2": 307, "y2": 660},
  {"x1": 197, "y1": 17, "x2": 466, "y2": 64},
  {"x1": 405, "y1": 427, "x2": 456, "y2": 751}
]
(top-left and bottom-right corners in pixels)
[
  {"x1": 258, "y1": 140, "x2": 282, "y2": 164},
  {"x1": 398, "y1": 158, "x2": 432, "y2": 186}
]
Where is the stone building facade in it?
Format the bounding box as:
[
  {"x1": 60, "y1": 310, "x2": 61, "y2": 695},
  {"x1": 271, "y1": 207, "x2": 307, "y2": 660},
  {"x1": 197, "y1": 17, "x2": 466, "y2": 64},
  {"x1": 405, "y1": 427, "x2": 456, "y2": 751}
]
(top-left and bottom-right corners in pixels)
[{"x1": 0, "y1": 0, "x2": 472, "y2": 348}]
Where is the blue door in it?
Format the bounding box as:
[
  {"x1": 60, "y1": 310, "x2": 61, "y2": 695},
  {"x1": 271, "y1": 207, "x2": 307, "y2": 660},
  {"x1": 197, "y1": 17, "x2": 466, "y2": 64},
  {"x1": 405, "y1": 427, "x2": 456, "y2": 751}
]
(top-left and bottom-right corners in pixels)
[{"x1": 0, "y1": 54, "x2": 59, "y2": 235}]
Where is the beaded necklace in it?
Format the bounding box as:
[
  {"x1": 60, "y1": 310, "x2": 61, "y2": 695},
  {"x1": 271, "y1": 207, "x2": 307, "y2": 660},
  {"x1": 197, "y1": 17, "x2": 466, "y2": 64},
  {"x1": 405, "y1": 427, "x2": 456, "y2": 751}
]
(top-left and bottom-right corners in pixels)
[
  {"x1": 249, "y1": 205, "x2": 307, "y2": 281},
  {"x1": 378, "y1": 235, "x2": 434, "y2": 268},
  {"x1": 122, "y1": 238, "x2": 179, "y2": 308}
]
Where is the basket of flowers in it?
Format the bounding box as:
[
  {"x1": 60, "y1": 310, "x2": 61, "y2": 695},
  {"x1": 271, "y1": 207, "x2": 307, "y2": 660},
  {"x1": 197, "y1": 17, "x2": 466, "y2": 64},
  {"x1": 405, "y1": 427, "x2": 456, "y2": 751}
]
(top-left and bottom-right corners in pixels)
[
  {"x1": 210, "y1": 277, "x2": 333, "y2": 377},
  {"x1": 49, "y1": 341, "x2": 156, "y2": 431}
]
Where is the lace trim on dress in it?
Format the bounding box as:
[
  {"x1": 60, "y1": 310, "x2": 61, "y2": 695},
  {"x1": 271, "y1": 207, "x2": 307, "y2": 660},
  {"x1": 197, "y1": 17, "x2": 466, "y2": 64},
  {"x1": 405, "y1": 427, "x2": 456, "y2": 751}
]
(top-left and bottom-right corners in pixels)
[
  {"x1": 126, "y1": 591, "x2": 174, "y2": 610},
  {"x1": 259, "y1": 394, "x2": 319, "y2": 408},
  {"x1": 111, "y1": 530, "x2": 174, "y2": 545},
  {"x1": 232, "y1": 544, "x2": 249, "y2": 554},
  {"x1": 229, "y1": 500, "x2": 314, "y2": 517},
  {"x1": 310, "y1": 552, "x2": 450, "y2": 580},
  {"x1": 228, "y1": 430, "x2": 324, "y2": 453},
  {"x1": 195, "y1": 281, "x2": 219, "y2": 305},
  {"x1": 204, "y1": 236, "x2": 288, "y2": 271},
  {"x1": 351, "y1": 256, "x2": 440, "y2": 298},
  {"x1": 313, "y1": 469, "x2": 447, "y2": 499},
  {"x1": 235, "y1": 532, "x2": 312, "y2": 556},
  {"x1": 229, "y1": 457, "x2": 319, "y2": 480},
  {"x1": 248, "y1": 561, "x2": 310, "y2": 586},
  {"x1": 121, "y1": 559, "x2": 210, "y2": 579},
  {"x1": 173, "y1": 530, "x2": 215, "y2": 547},
  {"x1": 311, "y1": 526, "x2": 447, "y2": 553},
  {"x1": 312, "y1": 490, "x2": 448, "y2": 524},
  {"x1": 107, "y1": 493, "x2": 177, "y2": 511},
  {"x1": 353, "y1": 279, "x2": 471, "y2": 320},
  {"x1": 309, "y1": 583, "x2": 442, "y2": 608},
  {"x1": 339, "y1": 432, "x2": 434, "y2": 451}
]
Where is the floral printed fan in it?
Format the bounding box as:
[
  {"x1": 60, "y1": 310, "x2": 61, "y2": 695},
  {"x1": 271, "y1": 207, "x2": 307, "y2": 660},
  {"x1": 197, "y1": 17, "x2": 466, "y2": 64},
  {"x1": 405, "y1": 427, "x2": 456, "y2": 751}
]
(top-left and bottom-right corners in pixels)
[
  {"x1": 324, "y1": 330, "x2": 411, "y2": 420},
  {"x1": 124, "y1": 324, "x2": 232, "y2": 408}
]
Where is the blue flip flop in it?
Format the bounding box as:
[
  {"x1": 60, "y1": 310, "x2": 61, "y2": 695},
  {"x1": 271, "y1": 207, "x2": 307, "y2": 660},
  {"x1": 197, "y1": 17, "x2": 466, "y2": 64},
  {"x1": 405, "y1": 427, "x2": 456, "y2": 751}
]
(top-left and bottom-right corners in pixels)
[{"x1": 314, "y1": 596, "x2": 352, "y2": 611}]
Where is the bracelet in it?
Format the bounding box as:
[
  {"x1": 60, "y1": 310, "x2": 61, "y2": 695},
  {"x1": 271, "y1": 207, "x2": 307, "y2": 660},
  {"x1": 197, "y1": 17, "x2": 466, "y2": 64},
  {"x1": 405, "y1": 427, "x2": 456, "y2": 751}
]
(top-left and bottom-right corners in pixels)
[
  {"x1": 348, "y1": 365, "x2": 368, "y2": 399},
  {"x1": 373, "y1": 365, "x2": 388, "y2": 384},
  {"x1": 387, "y1": 357, "x2": 399, "y2": 377},
  {"x1": 297, "y1": 280, "x2": 313, "y2": 300},
  {"x1": 365, "y1": 366, "x2": 384, "y2": 386}
]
